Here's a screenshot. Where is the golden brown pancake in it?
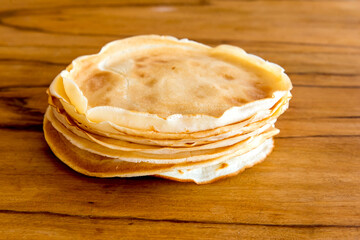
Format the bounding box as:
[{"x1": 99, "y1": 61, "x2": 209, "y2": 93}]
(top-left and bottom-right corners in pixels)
[
  {"x1": 43, "y1": 35, "x2": 292, "y2": 183},
  {"x1": 44, "y1": 116, "x2": 276, "y2": 178},
  {"x1": 51, "y1": 35, "x2": 292, "y2": 133}
]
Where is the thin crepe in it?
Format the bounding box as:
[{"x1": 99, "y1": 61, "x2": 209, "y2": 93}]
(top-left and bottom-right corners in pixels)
[
  {"x1": 50, "y1": 35, "x2": 292, "y2": 133},
  {"x1": 48, "y1": 106, "x2": 275, "y2": 154},
  {"x1": 48, "y1": 77, "x2": 290, "y2": 143},
  {"x1": 45, "y1": 107, "x2": 279, "y2": 164},
  {"x1": 156, "y1": 138, "x2": 274, "y2": 184},
  {"x1": 44, "y1": 116, "x2": 275, "y2": 179}
]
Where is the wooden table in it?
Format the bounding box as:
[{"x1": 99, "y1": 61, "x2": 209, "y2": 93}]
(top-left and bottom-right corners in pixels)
[{"x1": 1, "y1": 0, "x2": 359, "y2": 239}]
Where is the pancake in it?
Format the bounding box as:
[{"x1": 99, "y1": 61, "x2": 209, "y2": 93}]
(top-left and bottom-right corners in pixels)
[
  {"x1": 44, "y1": 115, "x2": 275, "y2": 179},
  {"x1": 47, "y1": 107, "x2": 274, "y2": 154},
  {"x1": 48, "y1": 79, "x2": 290, "y2": 142},
  {"x1": 156, "y1": 138, "x2": 274, "y2": 184},
  {"x1": 49, "y1": 106, "x2": 275, "y2": 154},
  {"x1": 45, "y1": 107, "x2": 279, "y2": 164},
  {"x1": 50, "y1": 35, "x2": 291, "y2": 133},
  {"x1": 43, "y1": 35, "x2": 292, "y2": 183}
]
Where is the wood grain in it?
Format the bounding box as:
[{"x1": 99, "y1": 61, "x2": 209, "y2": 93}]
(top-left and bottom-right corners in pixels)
[{"x1": 0, "y1": 0, "x2": 359, "y2": 239}]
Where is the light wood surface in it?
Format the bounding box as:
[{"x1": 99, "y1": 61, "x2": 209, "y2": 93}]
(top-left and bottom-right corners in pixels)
[{"x1": 1, "y1": 0, "x2": 359, "y2": 239}]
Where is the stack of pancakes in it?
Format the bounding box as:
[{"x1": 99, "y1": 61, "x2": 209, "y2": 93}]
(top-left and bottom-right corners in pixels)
[{"x1": 44, "y1": 35, "x2": 292, "y2": 184}]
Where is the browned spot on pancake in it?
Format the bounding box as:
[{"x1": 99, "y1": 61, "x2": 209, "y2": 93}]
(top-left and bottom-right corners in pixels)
[
  {"x1": 105, "y1": 85, "x2": 114, "y2": 92},
  {"x1": 145, "y1": 78, "x2": 157, "y2": 87},
  {"x1": 252, "y1": 81, "x2": 271, "y2": 98},
  {"x1": 171, "y1": 66, "x2": 176, "y2": 70},
  {"x1": 247, "y1": 88, "x2": 267, "y2": 100},
  {"x1": 136, "y1": 63, "x2": 145, "y2": 68},
  {"x1": 178, "y1": 170, "x2": 184, "y2": 174},
  {"x1": 194, "y1": 84, "x2": 217, "y2": 99},
  {"x1": 145, "y1": 94, "x2": 157, "y2": 102},
  {"x1": 136, "y1": 57, "x2": 148, "y2": 62},
  {"x1": 259, "y1": 86, "x2": 272, "y2": 96},
  {"x1": 97, "y1": 96, "x2": 111, "y2": 106},
  {"x1": 223, "y1": 73, "x2": 235, "y2": 80},
  {"x1": 138, "y1": 72, "x2": 146, "y2": 78},
  {"x1": 217, "y1": 163, "x2": 229, "y2": 170},
  {"x1": 154, "y1": 59, "x2": 168, "y2": 64},
  {"x1": 195, "y1": 92, "x2": 206, "y2": 99},
  {"x1": 87, "y1": 72, "x2": 108, "y2": 92},
  {"x1": 190, "y1": 61, "x2": 201, "y2": 67},
  {"x1": 185, "y1": 142, "x2": 195, "y2": 145},
  {"x1": 224, "y1": 96, "x2": 246, "y2": 105}
]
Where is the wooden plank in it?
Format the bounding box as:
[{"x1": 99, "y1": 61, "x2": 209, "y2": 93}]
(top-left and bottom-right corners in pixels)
[
  {"x1": 0, "y1": 129, "x2": 359, "y2": 226},
  {"x1": 0, "y1": 211, "x2": 359, "y2": 240},
  {"x1": 1, "y1": 1, "x2": 359, "y2": 47},
  {"x1": 0, "y1": 1, "x2": 360, "y2": 51}
]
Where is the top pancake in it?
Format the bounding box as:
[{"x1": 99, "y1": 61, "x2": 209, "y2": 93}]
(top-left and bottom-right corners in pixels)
[
  {"x1": 55, "y1": 35, "x2": 292, "y2": 133},
  {"x1": 69, "y1": 45, "x2": 271, "y2": 117}
]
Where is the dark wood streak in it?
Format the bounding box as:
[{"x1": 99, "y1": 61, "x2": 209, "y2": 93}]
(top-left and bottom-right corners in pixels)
[
  {"x1": 281, "y1": 116, "x2": 360, "y2": 120},
  {"x1": 0, "y1": 124, "x2": 43, "y2": 132},
  {"x1": 325, "y1": 116, "x2": 360, "y2": 119},
  {"x1": 0, "y1": 59, "x2": 68, "y2": 66},
  {"x1": 0, "y1": 209, "x2": 359, "y2": 228},
  {"x1": 0, "y1": 85, "x2": 50, "y2": 92},
  {"x1": 197, "y1": 38, "x2": 360, "y2": 51},
  {"x1": 276, "y1": 134, "x2": 360, "y2": 139},
  {"x1": 252, "y1": 51, "x2": 360, "y2": 56},
  {"x1": 0, "y1": 173, "x2": 68, "y2": 176},
  {"x1": 288, "y1": 72, "x2": 360, "y2": 77},
  {"x1": 0, "y1": 97, "x2": 44, "y2": 118},
  {"x1": 0, "y1": 44, "x2": 98, "y2": 49},
  {"x1": 292, "y1": 84, "x2": 360, "y2": 89}
]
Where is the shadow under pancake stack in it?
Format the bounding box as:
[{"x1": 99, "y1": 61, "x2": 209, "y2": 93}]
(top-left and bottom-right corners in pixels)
[{"x1": 44, "y1": 35, "x2": 292, "y2": 184}]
